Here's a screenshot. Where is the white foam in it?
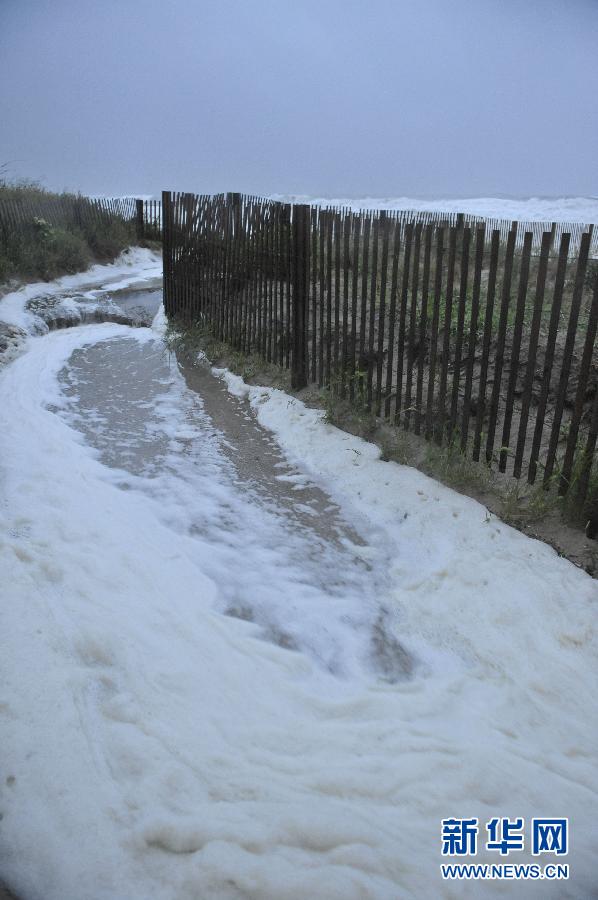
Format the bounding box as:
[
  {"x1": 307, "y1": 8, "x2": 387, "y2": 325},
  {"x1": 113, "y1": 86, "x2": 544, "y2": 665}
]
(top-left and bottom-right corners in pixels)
[
  {"x1": 0, "y1": 246, "x2": 162, "y2": 333},
  {"x1": 268, "y1": 194, "x2": 598, "y2": 224},
  {"x1": 0, "y1": 302, "x2": 596, "y2": 898}
]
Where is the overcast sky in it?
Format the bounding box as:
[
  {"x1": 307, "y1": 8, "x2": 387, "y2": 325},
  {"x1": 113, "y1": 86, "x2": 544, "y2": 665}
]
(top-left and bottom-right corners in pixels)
[{"x1": 0, "y1": 0, "x2": 597, "y2": 199}]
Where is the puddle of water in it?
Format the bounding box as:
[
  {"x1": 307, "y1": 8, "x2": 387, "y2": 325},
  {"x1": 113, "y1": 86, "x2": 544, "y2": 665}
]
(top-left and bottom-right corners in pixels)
[
  {"x1": 107, "y1": 287, "x2": 163, "y2": 320},
  {"x1": 56, "y1": 332, "x2": 412, "y2": 682},
  {"x1": 176, "y1": 352, "x2": 369, "y2": 551}
]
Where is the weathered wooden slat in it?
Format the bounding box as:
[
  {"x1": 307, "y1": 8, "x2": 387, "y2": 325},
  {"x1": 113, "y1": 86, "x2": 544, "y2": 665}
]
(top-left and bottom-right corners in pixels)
[
  {"x1": 543, "y1": 230, "x2": 591, "y2": 483},
  {"x1": 394, "y1": 222, "x2": 413, "y2": 425},
  {"x1": 365, "y1": 213, "x2": 381, "y2": 410},
  {"x1": 498, "y1": 230, "x2": 532, "y2": 472},
  {"x1": 291, "y1": 204, "x2": 309, "y2": 389},
  {"x1": 243, "y1": 199, "x2": 252, "y2": 349},
  {"x1": 161, "y1": 191, "x2": 172, "y2": 314},
  {"x1": 374, "y1": 212, "x2": 390, "y2": 415},
  {"x1": 358, "y1": 215, "x2": 371, "y2": 402},
  {"x1": 512, "y1": 230, "x2": 552, "y2": 478},
  {"x1": 435, "y1": 225, "x2": 458, "y2": 444},
  {"x1": 310, "y1": 207, "x2": 318, "y2": 380},
  {"x1": 460, "y1": 225, "x2": 485, "y2": 450},
  {"x1": 325, "y1": 210, "x2": 334, "y2": 385},
  {"x1": 415, "y1": 225, "x2": 433, "y2": 435},
  {"x1": 448, "y1": 226, "x2": 471, "y2": 439},
  {"x1": 285, "y1": 202, "x2": 293, "y2": 369},
  {"x1": 485, "y1": 224, "x2": 517, "y2": 464},
  {"x1": 258, "y1": 201, "x2": 268, "y2": 355},
  {"x1": 207, "y1": 195, "x2": 215, "y2": 318},
  {"x1": 472, "y1": 229, "x2": 501, "y2": 461},
  {"x1": 251, "y1": 201, "x2": 261, "y2": 351},
  {"x1": 403, "y1": 223, "x2": 422, "y2": 431},
  {"x1": 384, "y1": 220, "x2": 401, "y2": 420},
  {"x1": 341, "y1": 213, "x2": 352, "y2": 398},
  {"x1": 229, "y1": 193, "x2": 243, "y2": 344},
  {"x1": 236, "y1": 198, "x2": 247, "y2": 348},
  {"x1": 317, "y1": 210, "x2": 326, "y2": 386},
  {"x1": 576, "y1": 377, "x2": 598, "y2": 503},
  {"x1": 558, "y1": 272, "x2": 598, "y2": 494},
  {"x1": 528, "y1": 232, "x2": 571, "y2": 483},
  {"x1": 247, "y1": 201, "x2": 258, "y2": 352},
  {"x1": 333, "y1": 211, "x2": 342, "y2": 378},
  {"x1": 425, "y1": 228, "x2": 445, "y2": 440},
  {"x1": 256, "y1": 200, "x2": 266, "y2": 352},
  {"x1": 349, "y1": 215, "x2": 362, "y2": 400},
  {"x1": 266, "y1": 204, "x2": 274, "y2": 362}
]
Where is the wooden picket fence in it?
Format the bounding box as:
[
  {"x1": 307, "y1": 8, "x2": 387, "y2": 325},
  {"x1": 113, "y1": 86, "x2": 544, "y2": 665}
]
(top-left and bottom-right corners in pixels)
[
  {"x1": 136, "y1": 199, "x2": 162, "y2": 239},
  {"x1": 163, "y1": 190, "x2": 598, "y2": 503},
  {"x1": 310, "y1": 207, "x2": 598, "y2": 255},
  {"x1": 0, "y1": 194, "x2": 137, "y2": 231},
  {"x1": 0, "y1": 194, "x2": 162, "y2": 240}
]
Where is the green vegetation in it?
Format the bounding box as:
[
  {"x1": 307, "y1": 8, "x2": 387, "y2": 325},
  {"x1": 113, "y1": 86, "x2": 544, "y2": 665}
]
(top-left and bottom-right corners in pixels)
[
  {"x1": 322, "y1": 368, "x2": 378, "y2": 438},
  {"x1": 0, "y1": 179, "x2": 136, "y2": 283},
  {"x1": 164, "y1": 318, "x2": 292, "y2": 389},
  {"x1": 0, "y1": 215, "x2": 91, "y2": 282},
  {"x1": 322, "y1": 372, "x2": 598, "y2": 533}
]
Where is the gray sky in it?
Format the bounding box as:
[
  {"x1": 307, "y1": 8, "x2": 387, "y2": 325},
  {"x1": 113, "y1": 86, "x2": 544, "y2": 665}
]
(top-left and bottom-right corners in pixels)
[{"x1": 1, "y1": 0, "x2": 597, "y2": 198}]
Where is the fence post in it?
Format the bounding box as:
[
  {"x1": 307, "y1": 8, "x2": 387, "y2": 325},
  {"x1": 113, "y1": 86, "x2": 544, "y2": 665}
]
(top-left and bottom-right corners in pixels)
[
  {"x1": 136, "y1": 198, "x2": 145, "y2": 240},
  {"x1": 74, "y1": 196, "x2": 83, "y2": 228},
  {"x1": 228, "y1": 192, "x2": 241, "y2": 234},
  {"x1": 291, "y1": 204, "x2": 309, "y2": 389},
  {"x1": 161, "y1": 191, "x2": 171, "y2": 315},
  {"x1": 221, "y1": 193, "x2": 234, "y2": 336},
  {"x1": 225, "y1": 193, "x2": 242, "y2": 342}
]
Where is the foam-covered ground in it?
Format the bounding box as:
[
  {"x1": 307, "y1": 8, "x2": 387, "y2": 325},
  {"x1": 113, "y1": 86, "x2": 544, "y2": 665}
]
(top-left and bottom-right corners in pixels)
[
  {"x1": 0, "y1": 288, "x2": 596, "y2": 897},
  {"x1": 0, "y1": 247, "x2": 163, "y2": 366}
]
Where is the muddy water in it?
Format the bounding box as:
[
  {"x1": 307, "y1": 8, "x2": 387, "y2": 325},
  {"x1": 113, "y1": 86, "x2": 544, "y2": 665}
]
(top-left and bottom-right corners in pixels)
[
  {"x1": 57, "y1": 328, "x2": 412, "y2": 681},
  {"x1": 176, "y1": 352, "x2": 369, "y2": 546},
  {"x1": 107, "y1": 286, "x2": 163, "y2": 321}
]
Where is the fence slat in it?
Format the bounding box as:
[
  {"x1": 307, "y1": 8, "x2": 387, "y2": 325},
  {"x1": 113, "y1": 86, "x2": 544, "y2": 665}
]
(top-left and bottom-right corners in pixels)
[
  {"x1": 394, "y1": 222, "x2": 413, "y2": 425},
  {"x1": 576, "y1": 379, "x2": 598, "y2": 503},
  {"x1": 435, "y1": 225, "x2": 458, "y2": 444},
  {"x1": 543, "y1": 230, "x2": 591, "y2": 483},
  {"x1": 425, "y1": 228, "x2": 445, "y2": 440},
  {"x1": 310, "y1": 208, "x2": 318, "y2": 380},
  {"x1": 404, "y1": 223, "x2": 422, "y2": 431},
  {"x1": 341, "y1": 213, "x2": 352, "y2": 399},
  {"x1": 366, "y1": 213, "x2": 381, "y2": 410},
  {"x1": 333, "y1": 211, "x2": 342, "y2": 378},
  {"x1": 325, "y1": 211, "x2": 334, "y2": 385},
  {"x1": 485, "y1": 223, "x2": 517, "y2": 464},
  {"x1": 513, "y1": 230, "x2": 552, "y2": 478},
  {"x1": 291, "y1": 204, "x2": 309, "y2": 389},
  {"x1": 558, "y1": 273, "x2": 598, "y2": 494},
  {"x1": 448, "y1": 226, "x2": 471, "y2": 439},
  {"x1": 349, "y1": 215, "x2": 362, "y2": 400},
  {"x1": 499, "y1": 230, "x2": 533, "y2": 472},
  {"x1": 415, "y1": 225, "x2": 433, "y2": 435},
  {"x1": 528, "y1": 232, "x2": 571, "y2": 483},
  {"x1": 318, "y1": 210, "x2": 326, "y2": 386},
  {"x1": 374, "y1": 213, "x2": 390, "y2": 416},
  {"x1": 357, "y1": 214, "x2": 371, "y2": 403},
  {"x1": 460, "y1": 225, "x2": 485, "y2": 450},
  {"x1": 472, "y1": 230, "x2": 501, "y2": 461}
]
